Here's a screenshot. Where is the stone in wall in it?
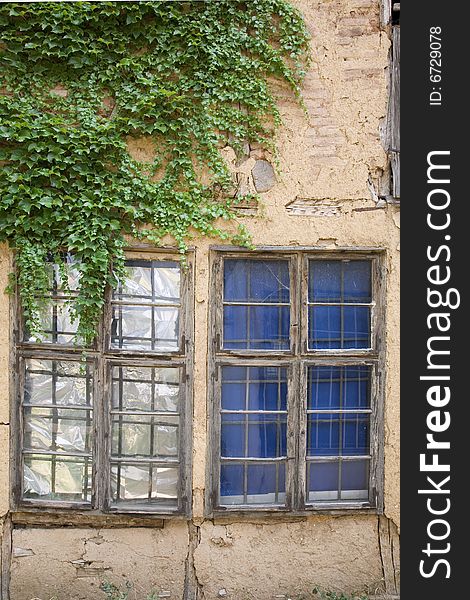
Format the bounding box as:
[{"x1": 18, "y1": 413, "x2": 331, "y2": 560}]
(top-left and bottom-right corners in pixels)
[{"x1": 251, "y1": 160, "x2": 276, "y2": 193}]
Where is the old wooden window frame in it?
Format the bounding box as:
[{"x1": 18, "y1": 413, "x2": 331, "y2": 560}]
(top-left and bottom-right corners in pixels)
[
  {"x1": 207, "y1": 247, "x2": 386, "y2": 516},
  {"x1": 11, "y1": 248, "x2": 194, "y2": 519}
]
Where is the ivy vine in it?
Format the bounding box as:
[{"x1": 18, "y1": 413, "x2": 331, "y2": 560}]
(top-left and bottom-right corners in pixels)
[{"x1": 0, "y1": 1, "x2": 309, "y2": 345}]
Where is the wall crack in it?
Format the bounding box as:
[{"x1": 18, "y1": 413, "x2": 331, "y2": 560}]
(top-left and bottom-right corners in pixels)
[{"x1": 184, "y1": 521, "x2": 204, "y2": 600}]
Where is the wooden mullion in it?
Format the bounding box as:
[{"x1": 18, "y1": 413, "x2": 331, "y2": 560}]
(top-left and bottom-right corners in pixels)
[
  {"x1": 206, "y1": 252, "x2": 221, "y2": 516},
  {"x1": 296, "y1": 360, "x2": 307, "y2": 510},
  {"x1": 209, "y1": 363, "x2": 222, "y2": 514},
  {"x1": 391, "y1": 26, "x2": 400, "y2": 198},
  {"x1": 16, "y1": 346, "x2": 97, "y2": 360},
  {"x1": 11, "y1": 353, "x2": 24, "y2": 509},
  {"x1": 180, "y1": 252, "x2": 194, "y2": 516},
  {"x1": 216, "y1": 350, "x2": 294, "y2": 359},
  {"x1": 373, "y1": 256, "x2": 386, "y2": 511}
]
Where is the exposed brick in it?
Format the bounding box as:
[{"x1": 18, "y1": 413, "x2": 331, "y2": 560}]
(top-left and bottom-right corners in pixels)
[
  {"x1": 314, "y1": 156, "x2": 348, "y2": 167},
  {"x1": 344, "y1": 68, "x2": 384, "y2": 80},
  {"x1": 308, "y1": 146, "x2": 338, "y2": 157}
]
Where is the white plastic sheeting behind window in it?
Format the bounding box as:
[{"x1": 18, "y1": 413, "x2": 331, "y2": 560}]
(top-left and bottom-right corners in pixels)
[{"x1": 22, "y1": 358, "x2": 93, "y2": 503}]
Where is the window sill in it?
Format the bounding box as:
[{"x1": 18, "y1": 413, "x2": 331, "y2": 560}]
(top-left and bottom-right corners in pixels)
[
  {"x1": 210, "y1": 503, "x2": 380, "y2": 523},
  {"x1": 11, "y1": 509, "x2": 167, "y2": 529}
]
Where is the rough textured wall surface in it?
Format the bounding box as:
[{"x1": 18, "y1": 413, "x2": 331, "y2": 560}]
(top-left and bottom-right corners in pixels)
[
  {"x1": 194, "y1": 517, "x2": 384, "y2": 598},
  {"x1": 10, "y1": 524, "x2": 188, "y2": 600},
  {"x1": 1, "y1": 0, "x2": 400, "y2": 598}
]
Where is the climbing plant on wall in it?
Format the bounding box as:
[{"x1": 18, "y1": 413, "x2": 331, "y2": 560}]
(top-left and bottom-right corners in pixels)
[{"x1": 0, "y1": 1, "x2": 309, "y2": 345}]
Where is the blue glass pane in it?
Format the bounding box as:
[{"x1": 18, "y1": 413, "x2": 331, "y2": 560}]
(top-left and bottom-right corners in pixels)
[
  {"x1": 308, "y1": 461, "x2": 339, "y2": 492},
  {"x1": 343, "y1": 367, "x2": 370, "y2": 409},
  {"x1": 224, "y1": 305, "x2": 290, "y2": 350},
  {"x1": 308, "y1": 366, "x2": 370, "y2": 410},
  {"x1": 224, "y1": 260, "x2": 248, "y2": 302},
  {"x1": 343, "y1": 261, "x2": 371, "y2": 302},
  {"x1": 309, "y1": 260, "x2": 371, "y2": 303},
  {"x1": 307, "y1": 413, "x2": 370, "y2": 456},
  {"x1": 309, "y1": 306, "x2": 370, "y2": 349},
  {"x1": 221, "y1": 366, "x2": 288, "y2": 410},
  {"x1": 309, "y1": 305, "x2": 341, "y2": 349},
  {"x1": 250, "y1": 306, "x2": 290, "y2": 349},
  {"x1": 222, "y1": 366, "x2": 247, "y2": 381},
  {"x1": 247, "y1": 414, "x2": 287, "y2": 458},
  {"x1": 342, "y1": 460, "x2": 369, "y2": 491},
  {"x1": 221, "y1": 382, "x2": 246, "y2": 411},
  {"x1": 343, "y1": 306, "x2": 370, "y2": 348},
  {"x1": 249, "y1": 382, "x2": 283, "y2": 411},
  {"x1": 220, "y1": 464, "x2": 244, "y2": 496},
  {"x1": 309, "y1": 261, "x2": 342, "y2": 302},
  {"x1": 221, "y1": 415, "x2": 245, "y2": 457},
  {"x1": 224, "y1": 259, "x2": 290, "y2": 303},
  {"x1": 307, "y1": 413, "x2": 340, "y2": 456},
  {"x1": 247, "y1": 463, "x2": 283, "y2": 495},
  {"x1": 249, "y1": 366, "x2": 285, "y2": 382},
  {"x1": 342, "y1": 414, "x2": 369, "y2": 455},
  {"x1": 308, "y1": 367, "x2": 341, "y2": 409},
  {"x1": 223, "y1": 306, "x2": 247, "y2": 349}
]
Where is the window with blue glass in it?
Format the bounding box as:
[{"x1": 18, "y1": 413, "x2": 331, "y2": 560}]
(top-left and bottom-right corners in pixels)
[
  {"x1": 220, "y1": 366, "x2": 288, "y2": 505},
  {"x1": 211, "y1": 252, "x2": 382, "y2": 512},
  {"x1": 223, "y1": 259, "x2": 290, "y2": 350},
  {"x1": 306, "y1": 366, "x2": 371, "y2": 502},
  {"x1": 308, "y1": 260, "x2": 372, "y2": 350}
]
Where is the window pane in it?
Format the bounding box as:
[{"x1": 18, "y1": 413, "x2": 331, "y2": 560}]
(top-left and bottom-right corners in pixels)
[
  {"x1": 308, "y1": 460, "x2": 340, "y2": 501},
  {"x1": 223, "y1": 305, "x2": 290, "y2": 350},
  {"x1": 23, "y1": 455, "x2": 92, "y2": 502},
  {"x1": 110, "y1": 363, "x2": 180, "y2": 508},
  {"x1": 220, "y1": 462, "x2": 286, "y2": 505},
  {"x1": 221, "y1": 414, "x2": 287, "y2": 459},
  {"x1": 25, "y1": 256, "x2": 80, "y2": 345},
  {"x1": 344, "y1": 262, "x2": 371, "y2": 302},
  {"x1": 111, "y1": 260, "x2": 181, "y2": 352},
  {"x1": 307, "y1": 413, "x2": 369, "y2": 456},
  {"x1": 308, "y1": 260, "x2": 372, "y2": 350},
  {"x1": 220, "y1": 364, "x2": 287, "y2": 506},
  {"x1": 111, "y1": 415, "x2": 178, "y2": 458},
  {"x1": 247, "y1": 463, "x2": 285, "y2": 502},
  {"x1": 341, "y1": 460, "x2": 369, "y2": 499},
  {"x1": 224, "y1": 259, "x2": 289, "y2": 303},
  {"x1": 114, "y1": 260, "x2": 180, "y2": 304},
  {"x1": 223, "y1": 259, "x2": 290, "y2": 350},
  {"x1": 111, "y1": 305, "x2": 179, "y2": 351},
  {"x1": 308, "y1": 306, "x2": 370, "y2": 349},
  {"x1": 22, "y1": 359, "x2": 94, "y2": 504},
  {"x1": 309, "y1": 260, "x2": 371, "y2": 303},
  {"x1": 220, "y1": 464, "x2": 244, "y2": 498},
  {"x1": 247, "y1": 414, "x2": 287, "y2": 458},
  {"x1": 110, "y1": 463, "x2": 178, "y2": 508},
  {"x1": 221, "y1": 366, "x2": 287, "y2": 411},
  {"x1": 27, "y1": 300, "x2": 78, "y2": 344},
  {"x1": 24, "y1": 407, "x2": 91, "y2": 453},
  {"x1": 342, "y1": 414, "x2": 370, "y2": 455},
  {"x1": 309, "y1": 261, "x2": 342, "y2": 302},
  {"x1": 46, "y1": 257, "x2": 81, "y2": 293},
  {"x1": 25, "y1": 359, "x2": 92, "y2": 407},
  {"x1": 307, "y1": 366, "x2": 370, "y2": 410},
  {"x1": 307, "y1": 459, "x2": 369, "y2": 502},
  {"x1": 111, "y1": 366, "x2": 179, "y2": 412},
  {"x1": 343, "y1": 306, "x2": 370, "y2": 348},
  {"x1": 221, "y1": 414, "x2": 245, "y2": 457}
]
